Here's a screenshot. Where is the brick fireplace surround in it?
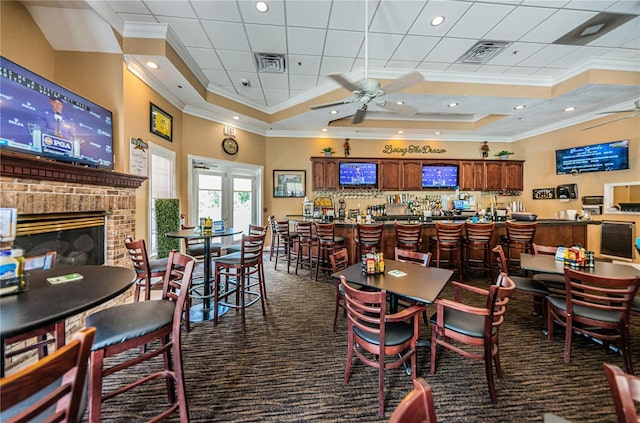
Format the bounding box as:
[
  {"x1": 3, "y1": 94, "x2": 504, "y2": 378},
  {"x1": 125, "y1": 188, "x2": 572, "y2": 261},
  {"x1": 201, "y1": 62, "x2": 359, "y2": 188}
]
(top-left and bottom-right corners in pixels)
[{"x1": 1, "y1": 151, "x2": 146, "y2": 372}]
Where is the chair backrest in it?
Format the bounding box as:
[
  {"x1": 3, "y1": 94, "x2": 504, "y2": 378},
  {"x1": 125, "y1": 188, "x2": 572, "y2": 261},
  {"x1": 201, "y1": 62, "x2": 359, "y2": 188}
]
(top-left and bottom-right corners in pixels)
[
  {"x1": 505, "y1": 221, "x2": 537, "y2": 243},
  {"x1": 240, "y1": 232, "x2": 267, "y2": 265},
  {"x1": 465, "y1": 222, "x2": 495, "y2": 242},
  {"x1": 296, "y1": 221, "x2": 313, "y2": 239},
  {"x1": 395, "y1": 248, "x2": 431, "y2": 267},
  {"x1": 356, "y1": 223, "x2": 383, "y2": 244},
  {"x1": 124, "y1": 237, "x2": 152, "y2": 278},
  {"x1": 161, "y1": 251, "x2": 196, "y2": 330},
  {"x1": 0, "y1": 327, "x2": 96, "y2": 423},
  {"x1": 247, "y1": 224, "x2": 267, "y2": 236},
  {"x1": 388, "y1": 377, "x2": 438, "y2": 423},
  {"x1": 603, "y1": 362, "x2": 640, "y2": 423},
  {"x1": 533, "y1": 243, "x2": 558, "y2": 256},
  {"x1": 563, "y1": 268, "x2": 638, "y2": 324},
  {"x1": 435, "y1": 222, "x2": 465, "y2": 244},
  {"x1": 492, "y1": 245, "x2": 510, "y2": 276},
  {"x1": 486, "y1": 273, "x2": 516, "y2": 332},
  {"x1": 276, "y1": 220, "x2": 292, "y2": 237},
  {"x1": 22, "y1": 251, "x2": 57, "y2": 271},
  {"x1": 315, "y1": 222, "x2": 336, "y2": 242},
  {"x1": 340, "y1": 275, "x2": 388, "y2": 344},
  {"x1": 180, "y1": 224, "x2": 205, "y2": 254},
  {"x1": 329, "y1": 248, "x2": 349, "y2": 272},
  {"x1": 394, "y1": 222, "x2": 423, "y2": 249}
]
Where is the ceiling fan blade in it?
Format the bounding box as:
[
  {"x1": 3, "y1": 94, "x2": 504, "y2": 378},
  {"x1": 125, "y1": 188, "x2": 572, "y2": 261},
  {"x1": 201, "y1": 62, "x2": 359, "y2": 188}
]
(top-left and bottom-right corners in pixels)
[
  {"x1": 582, "y1": 113, "x2": 637, "y2": 131},
  {"x1": 380, "y1": 71, "x2": 424, "y2": 94},
  {"x1": 328, "y1": 74, "x2": 360, "y2": 93},
  {"x1": 310, "y1": 99, "x2": 356, "y2": 110},
  {"x1": 352, "y1": 105, "x2": 367, "y2": 125},
  {"x1": 380, "y1": 101, "x2": 418, "y2": 116}
]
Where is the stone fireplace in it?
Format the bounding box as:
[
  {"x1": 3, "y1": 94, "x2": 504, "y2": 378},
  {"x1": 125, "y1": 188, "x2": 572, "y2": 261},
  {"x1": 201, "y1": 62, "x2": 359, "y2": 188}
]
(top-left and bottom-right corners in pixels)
[{"x1": 1, "y1": 151, "x2": 146, "y2": 371}]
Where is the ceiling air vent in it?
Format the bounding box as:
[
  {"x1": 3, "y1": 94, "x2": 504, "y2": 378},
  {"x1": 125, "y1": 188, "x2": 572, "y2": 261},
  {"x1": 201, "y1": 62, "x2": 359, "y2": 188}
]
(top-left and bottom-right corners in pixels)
[
  {"x1": 457, "y1": 41, "x2": 511, "y2": 64},
  {"x1": 255, "y1": 53, "x2": 286, "y2": 73}
]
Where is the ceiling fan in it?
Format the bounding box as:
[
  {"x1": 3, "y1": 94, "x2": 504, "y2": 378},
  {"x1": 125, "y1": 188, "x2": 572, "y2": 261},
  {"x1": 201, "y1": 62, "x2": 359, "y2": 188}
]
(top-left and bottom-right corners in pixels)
[
  {"x1": 582, "y1": 99, "x2": 640, "y2": 130},
  {"x1": 310, "y1": 1, "x2": 423, "y2": 125}
]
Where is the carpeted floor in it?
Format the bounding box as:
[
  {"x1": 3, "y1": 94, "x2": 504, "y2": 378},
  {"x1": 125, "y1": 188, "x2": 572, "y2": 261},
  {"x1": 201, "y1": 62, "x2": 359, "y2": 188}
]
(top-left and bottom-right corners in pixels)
[{"x1": 87, "y1": 258, "x2": 639, "y2": 422}]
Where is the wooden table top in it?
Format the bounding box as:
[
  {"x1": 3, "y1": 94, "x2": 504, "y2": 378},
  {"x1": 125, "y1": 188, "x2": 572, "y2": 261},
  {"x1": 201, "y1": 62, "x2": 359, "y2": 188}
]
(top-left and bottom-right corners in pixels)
[{"x1": 520, "y1": 254, "x2": 640, "y2": 279}]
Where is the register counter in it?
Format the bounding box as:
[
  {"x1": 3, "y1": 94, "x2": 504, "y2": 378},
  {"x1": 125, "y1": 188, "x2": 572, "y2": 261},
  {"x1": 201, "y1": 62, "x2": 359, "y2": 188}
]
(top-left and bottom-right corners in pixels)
[{"x1": 285, "y1": 215, "x2": 592, "y2": 265}]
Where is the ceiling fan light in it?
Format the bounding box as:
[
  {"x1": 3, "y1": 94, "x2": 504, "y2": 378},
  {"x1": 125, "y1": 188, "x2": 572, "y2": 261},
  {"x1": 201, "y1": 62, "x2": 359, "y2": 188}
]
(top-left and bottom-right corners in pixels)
[
  {"x1": 146, "y1": 61, "x2": 159, "y2": 69},
  {"x1": 448, "y1": 102, "x2": 459, "y2": 108},
  {"x1": 564, "y1": 106, "x2": 576, "y2": 112},
  {"x1": 431, "y1": 16, "x2": 445, "y2": 26},
  {"x1": 330, "y1": 110, "x2": 338, "y2": 115},
  {"x1": 435, "y1": 131, "x2": 441, "y2": 135},
  {"x1": 514, "y1": 105, "x2": 526, "y2": 110}
]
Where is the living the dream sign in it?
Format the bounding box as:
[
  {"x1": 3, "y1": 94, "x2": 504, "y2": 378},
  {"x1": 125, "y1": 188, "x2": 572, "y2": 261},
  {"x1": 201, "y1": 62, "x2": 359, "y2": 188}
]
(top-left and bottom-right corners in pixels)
[{"x1": 382, "y1": 144, "x2": 447, "y2": 156}]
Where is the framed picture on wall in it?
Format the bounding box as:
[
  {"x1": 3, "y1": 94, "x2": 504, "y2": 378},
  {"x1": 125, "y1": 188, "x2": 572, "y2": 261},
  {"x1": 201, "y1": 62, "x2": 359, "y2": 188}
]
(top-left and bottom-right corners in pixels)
[
  {"x1": 273, "y1": 170, "x2": 306, "y2": 198},
  {"x1": 150, "y1": 103, "x2": 173, "y2": 142}
]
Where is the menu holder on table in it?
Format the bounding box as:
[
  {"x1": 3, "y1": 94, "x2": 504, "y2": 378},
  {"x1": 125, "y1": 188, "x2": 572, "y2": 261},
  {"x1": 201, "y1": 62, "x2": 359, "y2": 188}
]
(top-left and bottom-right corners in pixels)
[{"x1": 387, "y1": 270, "x2": 407, "y2": 277}]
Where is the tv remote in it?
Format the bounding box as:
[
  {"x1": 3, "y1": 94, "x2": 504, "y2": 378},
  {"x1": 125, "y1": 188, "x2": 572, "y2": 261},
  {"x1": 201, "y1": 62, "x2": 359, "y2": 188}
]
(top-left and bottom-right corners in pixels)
[{"x1": 47, "y1": 273, "x2": 84, "y2": 284}]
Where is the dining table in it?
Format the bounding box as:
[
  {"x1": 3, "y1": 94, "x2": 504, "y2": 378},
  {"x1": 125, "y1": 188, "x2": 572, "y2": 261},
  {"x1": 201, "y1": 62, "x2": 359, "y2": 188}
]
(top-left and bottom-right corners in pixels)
[
  {"x1": 165, "y1": 227, "x2": 242, "y2": 322},
  {"x1": 520, "y1": 253, "x2": 640, "y2": 278},
  {"x1": 0, "y1": 264, "x2": 135, "y2": 376}
]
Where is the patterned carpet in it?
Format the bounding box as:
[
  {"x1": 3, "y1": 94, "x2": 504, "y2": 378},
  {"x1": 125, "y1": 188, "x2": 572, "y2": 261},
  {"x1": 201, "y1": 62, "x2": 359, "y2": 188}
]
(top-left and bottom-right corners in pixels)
[{"x1": 86, "y1": 257, "x2": 639, "y2": 422}]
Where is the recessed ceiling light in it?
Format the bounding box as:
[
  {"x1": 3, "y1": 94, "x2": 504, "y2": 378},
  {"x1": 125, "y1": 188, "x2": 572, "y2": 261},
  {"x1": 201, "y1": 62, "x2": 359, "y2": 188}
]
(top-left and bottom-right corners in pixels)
[
  {"x1": 514, "y1": 105, "x2": 526, "y2": 110},
  {"x1": 431, "y1": 16, "x2": 445, "y2": 26},
  {"x1": 398, "y1": 130, "x2": 404, "y2": 134},
  {"x1": 256, "y1": 1, "x2": 269, "y2": 13},
  {"x1": 435, "y1": 131, "x2": 441, "y2": 135},
  {"x1": 322, "y1": 128, "x2": 327, "y2": 132},
  {"x1": 564, "y1": 107, "x2": 576, "y2": 112},
  {"x1": 330, "y1": 110, "x2": 338, "y2": 115},
  {"x1": 233, "y1": 116, "x2": 240, "y2": 120},
  {"x1": 146, "y1": 61, "x2": 159, "y2": 69},
  {"x1": 448, "y1": 102, "x2": 458, "y2": 108},
  {"x1": 396, "y1": 101, "x2": 404, "y2": 105}
]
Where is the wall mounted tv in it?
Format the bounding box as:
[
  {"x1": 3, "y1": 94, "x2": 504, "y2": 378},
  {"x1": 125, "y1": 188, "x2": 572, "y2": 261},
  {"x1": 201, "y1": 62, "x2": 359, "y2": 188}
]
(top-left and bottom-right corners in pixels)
[
  {"x1": 339, "y1": 162, "x2": 377, "y2": 188},
  {"x1": 555, "y1": 139, "x2": 629, "y2": 175},
  {"x1": 0, "y1": 57, "x2": 114, "y2": 169},
  {"x1": 422, "y1": 165, "x2": 458, "y2": 189}
]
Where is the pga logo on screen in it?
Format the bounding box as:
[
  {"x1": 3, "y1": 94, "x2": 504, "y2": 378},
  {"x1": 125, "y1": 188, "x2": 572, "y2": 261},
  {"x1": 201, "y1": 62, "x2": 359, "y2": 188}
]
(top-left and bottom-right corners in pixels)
[{"x1": 42, "y1": 136, "x2": 73, "y2": 154}]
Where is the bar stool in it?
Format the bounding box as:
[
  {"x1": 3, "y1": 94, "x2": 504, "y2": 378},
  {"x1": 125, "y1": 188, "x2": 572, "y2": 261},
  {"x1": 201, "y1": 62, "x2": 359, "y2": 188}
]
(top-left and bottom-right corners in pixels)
[
  {"x1": 394, "y1": 222, "x2": 423, "y2": 252},
  {"x1": 501, "y1": 221, "x2": 537, "y2": 272},
  {"x1": 274, "y1": 219, "x2": 298, "y2": 273},
  {"x1": 267, "y1": 215, "x2": 278, "y2": 261},
  {"x1": 429, "y1": 222, "x2": 465, "y2": 278},
  {"x1": 462, "y1": 222, "x2": 495, "y2": 280},
  {"x1": 355, "y1": 223, "x2": 384, "y2": 257},
  {"x1": 315, "y1": 222, "x2": 345, "y2": 280},
  {"x1": 295, "y1": 221, "x2": 317, "y2": 276}
]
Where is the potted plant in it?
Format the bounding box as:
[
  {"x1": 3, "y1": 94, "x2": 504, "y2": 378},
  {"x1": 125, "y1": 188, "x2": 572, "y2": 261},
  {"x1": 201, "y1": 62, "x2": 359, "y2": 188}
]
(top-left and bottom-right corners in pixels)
[
  {"x1": 495, "y1": 150, "x2": 514, "y2": 160},
  {"x1": 321, "y1": 147, "x2": 335, "y2": 157}
]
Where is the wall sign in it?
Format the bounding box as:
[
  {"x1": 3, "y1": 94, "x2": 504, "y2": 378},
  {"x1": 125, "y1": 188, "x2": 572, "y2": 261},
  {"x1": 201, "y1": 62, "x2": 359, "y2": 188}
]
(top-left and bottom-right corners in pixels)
[
  {"x1": 382, "y1": 144, "x2": 447, "y2": 156},
  {"x1": 150, "y1": 103, "x2": 173, "y2": 142},
  {"x1": 129, "y1": 137, "x2": 148, "y2": 176}
]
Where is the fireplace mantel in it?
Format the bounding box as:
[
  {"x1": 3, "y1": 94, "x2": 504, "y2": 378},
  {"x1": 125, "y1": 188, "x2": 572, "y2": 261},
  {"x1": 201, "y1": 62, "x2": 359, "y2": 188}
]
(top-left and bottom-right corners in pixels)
[{"x1": 0, "y1": 150, "x2": 147, "y2": 188}]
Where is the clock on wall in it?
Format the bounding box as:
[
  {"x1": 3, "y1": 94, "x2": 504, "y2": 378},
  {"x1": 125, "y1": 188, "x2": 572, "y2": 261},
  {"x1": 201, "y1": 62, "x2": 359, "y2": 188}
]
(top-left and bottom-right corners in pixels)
[{"x1": 222, "y1": 137, "x2": 239, "y2": 155}]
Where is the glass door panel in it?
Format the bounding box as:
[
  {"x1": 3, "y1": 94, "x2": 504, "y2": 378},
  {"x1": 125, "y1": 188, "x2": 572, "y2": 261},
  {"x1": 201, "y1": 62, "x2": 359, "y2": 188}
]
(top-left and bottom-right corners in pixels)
[{"x1": 233, "y1": 176, "x2": 253, "y2": 236}]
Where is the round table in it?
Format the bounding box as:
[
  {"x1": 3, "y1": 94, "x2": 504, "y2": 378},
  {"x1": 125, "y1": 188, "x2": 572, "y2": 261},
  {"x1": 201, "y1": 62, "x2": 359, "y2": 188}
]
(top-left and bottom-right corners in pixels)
[
  {"x1": 1, "y1": 264, "x2": 135, "y2": 375},
  {"x1": 166, "y1": 227, "x2": 242, "y2": 322}
]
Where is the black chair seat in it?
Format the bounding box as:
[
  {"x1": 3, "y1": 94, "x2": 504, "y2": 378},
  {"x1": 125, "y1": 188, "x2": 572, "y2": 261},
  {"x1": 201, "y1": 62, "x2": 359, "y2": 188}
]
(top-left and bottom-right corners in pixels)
[
  {"x1": 533, "y1": 273, "x2": 565, "y2": 288},
  {"x1": 354, "y1": 321, "x2": 413, "y2": 346},
  {"x1": 633, "y1": 296, "x2": 640, "y2": 313},
  {"x1": 215, "y1": 252, "x2": 260, "y2": 265},
  {"x1": 512, "y1": 276, "x2": 550, "y2": 295},
  {"x1": 132, "y1": 256, "x2": 168, "y2": 276},
  {"x1": 186, "y1": 242, "x2": 222, "y2": 257},
  {"x1": 546, "y1": 296, "x2": 623, "y2": 323},
  {"x1": 87, "y1": 300, "x2": 175, "y2": 351},
  {"x1": 430, "y1": 309, "x2": 497, "y2": 338}
]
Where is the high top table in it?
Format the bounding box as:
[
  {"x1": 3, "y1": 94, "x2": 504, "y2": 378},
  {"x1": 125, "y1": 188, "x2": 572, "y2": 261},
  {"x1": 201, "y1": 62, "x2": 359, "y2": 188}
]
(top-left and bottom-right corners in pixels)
[
  {"x1": 1, "y1": 264, "x2": 135, "y2": 376},
  {"x1": 520, "y1": 253, "x2": 640, "y2": 278},
  {"x1": 166, "y1": 227, "x2": 242, "y2": 322}
]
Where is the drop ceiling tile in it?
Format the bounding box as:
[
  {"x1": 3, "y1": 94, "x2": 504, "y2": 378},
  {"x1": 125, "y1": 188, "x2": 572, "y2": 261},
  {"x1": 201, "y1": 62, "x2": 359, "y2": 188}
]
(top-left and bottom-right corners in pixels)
[
  {"x1": 391, "y1": 35, "x2": 440, "y2": 61},
  {"x1": 518, "y1": 44, "x2": 580, "y2": 67},
  {"x1": 324, "y1": 30, "x2": 364, "y2": 57},
  {"x1": 606, "y1": 0, "x2": 640, "y2": 13},
  {"x1": 548, "y1": 45, "x2": 613, "y2": 67},
  {"x1": 484, "y1": 6, "x2": 556, "y2": 41},
  {"x1": 145, "y1": 1, "x2": 197, "y2": 18},
  {"x1": 409, "y1": 0, "x2": 472, "y2": 37},
  {"x1": 287, "y1": 27, "x2": 326, "y2": 56},
  {"x1": 588, "y1": 17, "x2": 640, "y2": 48},
  {"x1": 235, "y1": 85, "x2": 265, "y2": 101},
  {"x1": 118, "y1": 13, "x2": 157, "y2": 23},
  {"x1": 487, "y1": 42, "x2": 547, "y2": 66},
  {"x1": 201, "y1": 21, "x2": 250, "y2": 51},
  {"x1": 258, "y1": 73, "x2": 289, "y2": 89},
  {"x1": 191, "y1": 1, "x2": 242, "y2": 22},
  {"x1": 217, "y1": 50, "x2": 257, "y2": 71},
  {"x1": 158, "y1": 16, "x2": 211, "y2": 48},
  {"x1": 369, "y1": 0, "x2": 425, "y2": 34},
  {"x1": 287, "y1": 54, "x2": 322, "y2": 75},
  {"x1": 603, "y1": 47, "x2": 640, "y2": 58},
  {"x1": 425, "y1": 38, "x2": 478, "y2": 63},
  {"x1": 352, "y1": 58, "x2": 388, "y2": 70},
  {"x1": 289, "y1": 74, "x2": 317, "y2": 90},
  {"x1": 328, "y1": 1, "x2": 368, "y2": 31},
  {"x1": 319, "y1": 56, "x2": 355, "y2": 76},
  {"x1": 519, "y1": 0, "x2": 570, "y2": 7},
  {"x1": 264, "y1": 88, "x2": 291, "y2": 105},
  {"x1": 245, "y1": 24, "x2": 287, "y2": 54},
  {"x1": 519, "y1": 9, "x2": 597, "y2": 43},
  {"x1": 203, "y1": 69, "x2": 232, "y2": 88},
  {"x1": 187, "y1": 47, "x2": 223, "y2": 69},
  {"x1": 227, "y1": 70, "x2": 260, "y2": 88},
  {"x1": 562, "y1": 0, "x2": 617, "y2": 11},
  {"x1": 285, "y1": 1, "x2": 331, "y2": 28},
  {"x1": 621, "y1": 36, "x2": 640, "y2": 49},
  {"x1": 236, "y1": 0, "x2": 285, "y2": 25},
  {"x1": 107, "y1": 1, "x2": 150, "y2": 14},
  {"x1": 360, "y1": 33, "x2": 404, "y2": 60},
  {"x1": 446, "y1": 2, "x2": 516, "y2": 39},
  {"x1": 385, "y1": 60, "x2": 420, "y2": 70}
]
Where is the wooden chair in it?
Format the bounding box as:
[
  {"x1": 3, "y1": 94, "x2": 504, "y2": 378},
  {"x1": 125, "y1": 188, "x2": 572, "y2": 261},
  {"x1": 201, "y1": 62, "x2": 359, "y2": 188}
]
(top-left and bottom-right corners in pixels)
[
  {"x1": 0, "y1": 327, "x2": 95, "y2": 423},
  {"x1": 315, "y1": 222, "x2": 345, "y2": 281},
  {"x1": 394, "y1": 222, "x2": 423, "y2": 252},
  {"x1": 603, "y1": 362, "x2": 640, "y2": 423},
  {"x1": 430, "y1": 222, "x2": 465, "y2": 278},
  {"x1": 268, "y1": 215, "x2": 278, "y2": 261},
  {"x1": 3, "y1": 252, "x2": 65, "y2": 368},
  {"x1": 274, "y1": 220, "x2": 298, "y2": 273},
  {"x1": 546, "y1": 268, "x2": 638, "y2": 374},
  {"x1": 86, "y1": 250, "x2": 196, "y2": 422},
  {"x1": 329, "y1": 248, "x2": 354, "y2": 332},
  {"x1": 180, "y1": 224, "x2": 222, "y2": 259},
  {"x1": 355, "y1": 223, "x2": 383, "y2": 257},
  {"x1": 462, "y1": 222, "x2": 495, "y2": 280},
  {"x1": 395, "y1": 247, "x2": 431, "y2": 267},
  {"x1": 493, "y1": 245, "x2": 549, "y2": 317},
  {"x1": 340, "y1": 276, "x2": 425, "y2": 417},
  {"x1": 225, "y1": 224, "x2": 266, "y2": 254},
  {"x1": 295, "y1": 221, "x2": 317, "y2": 276},
  {"x1": 124, "y1": 237, "x2": 167, "y2": 302},
  {"x1": 388, "y1": 378, "x2": 438, "y2": 423},
  {"x1": 430, "y1": 273, "x2": 516, "y2": 403},
  {"x1": 531, "y1": 244, "x2": 565, "y2": 290},
  {"x1": 213, "y1": 232, "x2": 267, "y2": 332},
  {"x1": 501, "y1": 221, "x2": 537, "y2": 271}
]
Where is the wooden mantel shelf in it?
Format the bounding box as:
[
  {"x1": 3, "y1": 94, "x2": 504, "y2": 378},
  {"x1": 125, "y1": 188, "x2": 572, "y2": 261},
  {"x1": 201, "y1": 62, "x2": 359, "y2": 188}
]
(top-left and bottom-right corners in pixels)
[{"x1": 0, "y1": 150, "x2": 147, "y2": 189}]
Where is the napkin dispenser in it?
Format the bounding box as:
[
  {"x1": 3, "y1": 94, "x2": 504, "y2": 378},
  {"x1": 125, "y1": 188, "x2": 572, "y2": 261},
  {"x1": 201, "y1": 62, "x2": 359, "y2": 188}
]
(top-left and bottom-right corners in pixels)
[{"x1": 556, "y1": 183, "x2": 578, "y2": 200}]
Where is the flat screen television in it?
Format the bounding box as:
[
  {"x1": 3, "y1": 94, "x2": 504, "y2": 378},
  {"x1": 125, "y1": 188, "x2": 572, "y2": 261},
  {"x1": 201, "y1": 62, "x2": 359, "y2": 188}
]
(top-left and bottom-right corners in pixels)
[
  {"x1": 339, "y1": 162, "x2": 377, "y2": 188},
  {"x1": 453, "y1": 199, "x2": 471, "y2": 210},
  {"x1": 422, "y1": 165, "x2": 458, "y2": 189},
  {"x1": 600, "y1": 220, "x2": 635, "y2": 261},
  {"x1": 0, "y1": 56, "x2": 114, "y2": 169},
  {"x1": 555, "y1": 139, "x2": 629, "y2": 175}
]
